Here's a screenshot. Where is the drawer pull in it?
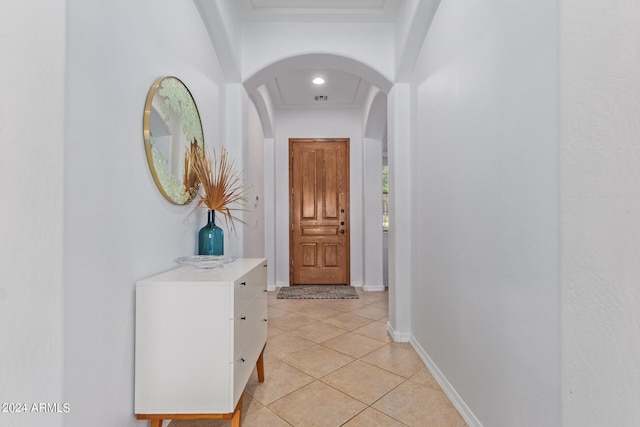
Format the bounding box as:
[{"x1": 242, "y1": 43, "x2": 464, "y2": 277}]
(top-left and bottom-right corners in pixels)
[
  {"x1": 262, "y1": 318, "x2": 268, "y2": 322},
  {"x1": 240, "y1": 316, "x2": 246, "y2": 320},
  {"x1": 240, "y1": 281, "x2": 247, "y2": 286},
  {"x1": 240, "y1": 358, "x2": 246, "y2": 363}
]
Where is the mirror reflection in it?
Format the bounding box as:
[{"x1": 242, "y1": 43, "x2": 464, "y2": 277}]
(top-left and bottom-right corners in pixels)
[{"x1": 143, "y1": 76, "x2": 204, "y2": 204}]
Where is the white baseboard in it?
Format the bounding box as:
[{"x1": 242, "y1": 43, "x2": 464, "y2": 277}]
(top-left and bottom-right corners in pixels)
[
  {"x1": 268, "y1": 283, "x2": 288, "y2": 292},
  {"x1": 363, "y1": 283, "x2": 386, "y2": 292},
  {"x1": 269, "y1": 283, "x2": 376, "y2": 291},
  {"x1": 386, "y1": 321, "x2": 411, "y2": 342},
  {"x1": 409, "y1": 337, "x2": 483, "y2": 427}
]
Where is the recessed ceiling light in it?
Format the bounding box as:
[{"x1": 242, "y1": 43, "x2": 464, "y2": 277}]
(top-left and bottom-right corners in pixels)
[{"x1": 312, "y1": 77, "x2": 325, "y2": 85}]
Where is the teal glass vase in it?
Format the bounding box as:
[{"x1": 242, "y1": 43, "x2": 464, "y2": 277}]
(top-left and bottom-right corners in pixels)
[{"x1": 198, "y1": 210, "x2": 224, "y2": 255}]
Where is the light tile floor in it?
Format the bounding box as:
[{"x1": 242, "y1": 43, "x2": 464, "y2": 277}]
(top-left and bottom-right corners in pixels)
[{"x1": 169, "y1": 288, "x2": 467, "y2": 427}]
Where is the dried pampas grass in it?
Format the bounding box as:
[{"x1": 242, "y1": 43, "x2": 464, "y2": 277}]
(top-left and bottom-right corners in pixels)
[{"x1": 187, "y1": 146, "x2": 248, "y2": 231}]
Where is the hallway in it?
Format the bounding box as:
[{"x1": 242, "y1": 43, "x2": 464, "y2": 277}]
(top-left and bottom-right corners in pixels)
[{"x1": 170, "y1": 289, "x2": 466, "y2": 427}]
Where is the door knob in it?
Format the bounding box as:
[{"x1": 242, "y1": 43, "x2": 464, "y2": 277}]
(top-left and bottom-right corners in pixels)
[
  {"x1": 340, "y1": 221, "x2": 344, "y2": 225},
  {"x1": 340, "y1": 230, "x2": 345, "y2": 234}
]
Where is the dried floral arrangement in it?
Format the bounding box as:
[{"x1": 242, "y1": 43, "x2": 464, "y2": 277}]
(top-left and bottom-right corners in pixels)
[{"x1": 187, "y1": 146, "x2": 248, "y2": 231}]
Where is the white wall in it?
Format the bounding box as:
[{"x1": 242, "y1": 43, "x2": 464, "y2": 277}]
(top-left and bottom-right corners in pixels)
[
  {"x1": 222, "y1": 84, "x2": 247, "y2": 258},
  {"x1": 263, "y1": 137, "x2": 277, "y2": 289},
  {"x1": 273, "y1": 108, "x2": 365, "y2": 287},
  {"x1": 362, "y1": 88, "x2": 386, "y2": 291},
  {"x1": 387, "y1": 84, "x2": 413, "y2": 340},
  {"x1": 64, "y1": 0, "x2": 228, "y2": 425},
  {"x1": 561, "y1": 0, "x2": 640, "y2": 425},
  {"x1": 241, "y1": 22, "x2": 395, "y2": 85},
  {"x1": 0, "y1": 2, "x2": 65, "y2": 426},
  {"x1": 243, "y1": 94, "x2": 266, "y2": 258},
  {"x1": 409, "y1": 1, "x2": 560, "y2": 426},
  {"x1": 362, "y1": 137, "x2": 384, "y2": 291},
  {"x1": 193, "y1": 0, "x2": 242, "y2": 82},
  {"x1": 393, "y1": 0, "x2": 440, "y2": 81}
]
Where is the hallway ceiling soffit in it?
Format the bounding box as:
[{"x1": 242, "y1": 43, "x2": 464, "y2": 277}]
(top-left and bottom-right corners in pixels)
[
  {"x1": 236, "y1": 0, "x2": 401, "y2": 23},
  {"x1": 269, "y1": 68, "x2": 369, "y2": 109}
]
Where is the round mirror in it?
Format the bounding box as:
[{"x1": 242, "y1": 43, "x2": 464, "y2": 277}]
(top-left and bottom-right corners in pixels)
[{"x1": 143, "y1": 76, "x2": 204, "y2": 204}]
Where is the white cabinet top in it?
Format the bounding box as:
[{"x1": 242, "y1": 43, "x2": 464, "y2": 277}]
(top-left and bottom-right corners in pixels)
[{"x1": 137, "y1": 258, "x2": 267, "y2": 285}]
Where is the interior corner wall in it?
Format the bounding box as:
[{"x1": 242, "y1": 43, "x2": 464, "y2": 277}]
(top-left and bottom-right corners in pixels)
[
  {"x1": 273, "y1": 108, "x2": 364, "y2": 287},
  {"x1": 363, "y1": 138, "x2": 384, "y2": 291},
  {"x1": 386, "y1": 84, "x2": 412, "y2": 341},
  {"x1": 0, "y1": 2, "x2": 65, "y2": 426},
  {"x1": 64, "y1": 1, "x2": 228, "y2": 425},
  {"x1": 409, "y1": 0, "x2": 560, "y2": 426},
  {"x1": 560, "y1": 0, "x2": 640, "y2": 425}
]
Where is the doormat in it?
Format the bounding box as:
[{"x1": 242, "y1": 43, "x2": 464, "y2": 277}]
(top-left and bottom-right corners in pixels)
[{"x1": 277, "y1": 285, "x2": 359, "y2": 299}]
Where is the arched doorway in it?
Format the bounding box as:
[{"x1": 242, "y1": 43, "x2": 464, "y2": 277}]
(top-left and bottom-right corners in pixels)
[{"x1": 243, "y1": 53, "x2": 408, "y2": 341}]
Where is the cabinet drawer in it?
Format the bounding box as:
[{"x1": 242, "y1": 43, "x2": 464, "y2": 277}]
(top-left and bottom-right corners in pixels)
[
  {"x1": 232, "y1": 315, "x2": 268, "y2": 406},
  {"x1": 234, "y1": 263, "x2": 267, "y2": 313},
  {"x1": 234, "y1": 297, "x2": 267, "y2": 356}
]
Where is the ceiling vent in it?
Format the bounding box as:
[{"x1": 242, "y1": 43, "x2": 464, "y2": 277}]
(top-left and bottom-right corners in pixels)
[{"x1": 314, "y1": 95, "x2": 328, "y2": 101}]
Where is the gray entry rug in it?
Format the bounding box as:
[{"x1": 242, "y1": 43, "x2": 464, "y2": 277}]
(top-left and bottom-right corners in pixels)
[{"x1": 277, "y1": 285, "x2": 359, "y2": 299}]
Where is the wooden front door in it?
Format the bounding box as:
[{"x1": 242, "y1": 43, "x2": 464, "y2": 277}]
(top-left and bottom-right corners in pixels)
[{"x1": 289, "y1": 138, "x2": 350, "y2": 285}]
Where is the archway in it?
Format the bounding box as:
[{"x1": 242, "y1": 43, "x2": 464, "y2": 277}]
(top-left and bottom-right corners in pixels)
[
  {"x1": 244, "y1": 53, "x2": 393, "y2": 140},
  {"x1": 242, "y1": 53, "x2": 406, "y2": 341}
]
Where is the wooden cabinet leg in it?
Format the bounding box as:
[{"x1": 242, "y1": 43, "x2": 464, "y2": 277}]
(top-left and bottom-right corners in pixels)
[
  {"x1": 149, "y1": 419, "x2": 163, "y2": 427},
  {"x1": 256, "y1": 345, "x2": 265, "y2": 383},
  {"x1": 230, "y1": 394, "x2": 243, "y2": 427}
]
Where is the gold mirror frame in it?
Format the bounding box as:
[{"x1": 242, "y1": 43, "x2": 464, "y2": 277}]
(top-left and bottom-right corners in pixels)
[{"x1": 143, "y1": 76, "x2": 204, "y2": 205}]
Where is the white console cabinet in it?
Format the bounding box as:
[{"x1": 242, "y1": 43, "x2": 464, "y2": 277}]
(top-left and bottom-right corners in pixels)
[{"x1": 135, "y1": 258, "x2": 268, "y2": 427}]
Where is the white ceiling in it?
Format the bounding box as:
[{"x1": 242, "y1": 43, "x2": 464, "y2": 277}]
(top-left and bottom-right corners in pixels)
[
  {"x1": 272, "y1": 68, "x2": 366, "y2": 107},
  {"x1": 230, "y1": 0, "x2": 403, "y2": 109}
]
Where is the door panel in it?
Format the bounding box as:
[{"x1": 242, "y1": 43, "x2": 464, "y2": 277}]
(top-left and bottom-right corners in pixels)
[{"x1": 290, "y1": 139, "x2": 350, "y2": 285}]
